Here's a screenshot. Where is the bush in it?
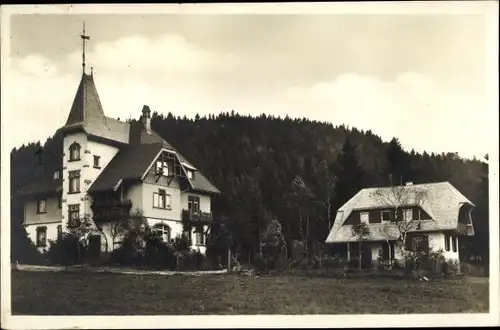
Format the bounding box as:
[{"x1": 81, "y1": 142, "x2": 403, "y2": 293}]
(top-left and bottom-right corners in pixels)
[
  {"x1": 46, "y1": 235, "x2": 85, "y2": 266},
  {"x1": 252, "y1": 254, "x2": 268, "y2": 272},
  {"x1": 144, "y1": 237, "x2": 176, "y2": 270},
  {"x1": 11, "y1": 222, "x2": 47, "y2": 265},
  {"x1": 177, "y1": 250, "x2": 206, "y2": 271}
]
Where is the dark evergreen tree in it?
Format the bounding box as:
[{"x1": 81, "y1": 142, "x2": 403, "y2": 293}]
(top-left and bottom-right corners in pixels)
[
  {"x1": 333, "y1": 137, "x2": 365, "y2": 212},
  {"x1": 385, "y1": 137, "x2": 412, "y2": 185}
]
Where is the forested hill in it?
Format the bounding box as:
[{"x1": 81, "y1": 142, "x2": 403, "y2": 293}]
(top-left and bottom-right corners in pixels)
[{"x1": 10, "y1": 111, "x2": 489, "y2": 261}]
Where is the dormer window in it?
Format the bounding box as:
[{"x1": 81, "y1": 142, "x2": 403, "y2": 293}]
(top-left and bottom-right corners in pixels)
[
  {"x1": 187, "y1": 170, "x2": 194, "y2": 180},
  {"x1": 69, "y1": 142, "x2": 81, "y2": 161},
  {"x1": 381, "y1": 210, "x2": 391, "y2": 222},
  {"x1": 93, "y1": 155, "x2": 101, "y2": 168}
]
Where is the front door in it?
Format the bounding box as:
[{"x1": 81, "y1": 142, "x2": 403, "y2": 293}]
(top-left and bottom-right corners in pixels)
[{"x1": 361, "y1": 244, "x2": 372, "y2": 269}]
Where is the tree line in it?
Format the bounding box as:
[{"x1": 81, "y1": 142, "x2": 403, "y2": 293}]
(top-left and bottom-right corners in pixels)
[{"x1": 10, "y1": 111, "x2": 489, "y2": 267}]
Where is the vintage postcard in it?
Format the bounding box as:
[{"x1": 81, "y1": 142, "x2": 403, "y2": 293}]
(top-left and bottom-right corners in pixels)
[{"x1": 1, "y1": 2, "x2": 499, "y2": 329}]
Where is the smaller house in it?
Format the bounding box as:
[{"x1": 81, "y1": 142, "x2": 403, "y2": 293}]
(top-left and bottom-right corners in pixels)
[{"x1": 325, "y1": 181, "x2": 475, "y2": 267}]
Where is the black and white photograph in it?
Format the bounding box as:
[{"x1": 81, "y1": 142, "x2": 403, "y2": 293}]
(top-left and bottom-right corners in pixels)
[{"x1": 1, "y1": 2, "x2": 498, "y2": 329}]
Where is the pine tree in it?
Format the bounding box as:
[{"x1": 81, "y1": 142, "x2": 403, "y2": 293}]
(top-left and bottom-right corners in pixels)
[
  {"x1": 385, "y1": 137, "x2": 412, "y2": 185},
  {"x1": 334, "y1": 137, "x2": 365, "y2": 211}
]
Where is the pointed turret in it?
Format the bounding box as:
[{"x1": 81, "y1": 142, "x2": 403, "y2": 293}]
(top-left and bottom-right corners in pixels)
[{"x1": 65, "y1": 72, "x2": 107, "y2": 127}]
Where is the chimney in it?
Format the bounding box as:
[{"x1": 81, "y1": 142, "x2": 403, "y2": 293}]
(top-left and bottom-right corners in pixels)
[
  {"x1": 141, "y1": 105, "x2": 151, "y2": 133},
  {"x1": 406, "y1": 182, "x2": 413, "y2": 186}
]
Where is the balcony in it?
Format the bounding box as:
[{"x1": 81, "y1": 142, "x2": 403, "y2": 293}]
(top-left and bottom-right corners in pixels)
[
  {"x1": 91, "y1": 199, "x2": 133, "y2": 222},
  {"x1": 457, "y1": 222, "x2": 474, "y2": 236},
  {"x1": 182, "y1": 209, "x2": 212, "y2": 224}
]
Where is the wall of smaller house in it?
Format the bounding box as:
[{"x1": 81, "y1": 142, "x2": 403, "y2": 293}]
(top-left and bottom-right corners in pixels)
[
  {"x1": 428, "y1": 232, "x2": 459, "y2": 261},
  {"x1": 25, "y1": 222, "x2": 61, "y2": 253},
  {"x1": 371, "y1": 243, "x2": 382, "y2": 261},
  {"x1": 24, "y1": 197, "x2": 62, "y2": 226}
]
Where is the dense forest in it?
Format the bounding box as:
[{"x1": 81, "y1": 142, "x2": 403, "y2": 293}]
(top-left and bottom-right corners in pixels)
[{"x1": 10, "y1": 112, "x2": 489, "y2": 266}]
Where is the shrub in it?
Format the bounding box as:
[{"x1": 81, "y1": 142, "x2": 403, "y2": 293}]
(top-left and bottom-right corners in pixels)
[
  {"x1": 11, "y1": 221, "x2": 47, "y2": 265},
  {"x1": 144, "y1": 237, "x2": 176, "y2": 270},
  {"x1": 46, "y1": 235, "x2": 85, "y2": 266},
  {"x1": 252, "y1": 254, "x2": 268, "y2": 272}
]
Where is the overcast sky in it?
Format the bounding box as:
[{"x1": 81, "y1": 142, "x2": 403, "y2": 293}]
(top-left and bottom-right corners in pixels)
[{"x1": 3, "y1": 8, "x2": 495, "y2": 159}]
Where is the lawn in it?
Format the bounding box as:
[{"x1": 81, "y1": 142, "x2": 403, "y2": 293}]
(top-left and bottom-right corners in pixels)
[{"x1": 11, "y1": 270, "x2": 489, "y2": 315}]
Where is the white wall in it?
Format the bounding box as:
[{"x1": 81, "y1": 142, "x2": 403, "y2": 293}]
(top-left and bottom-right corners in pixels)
[
  {"x1": 180, "y1": 192, "x2": 211, "y2": 213},
  {"x1": 141, "y1": 183, "x2": 182, "y2": 221},
  {"x1": 428, "y1": 232, "x2": 459, "y2": 261},
  {"x1": 25, "y1": 222, "x2": 61, "y2": 253},
  {"x1": 86, "y1": 139, "x2": 119, "y2": 190},
  {"x1": 62, "y1": 132, "x2": 88, "y2": 230},
  {"x1": 126, "y1": 184, "x2": 143, "y2": 211},
  {"x1": 371, "y1": 243, "x2": 382, "y2": 261}
]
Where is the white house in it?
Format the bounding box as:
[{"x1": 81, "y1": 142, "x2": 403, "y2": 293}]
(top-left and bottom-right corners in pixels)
[
  {"x1": 16, "y1": 70, "x2": 220, "y2": 257},
  {"x1": 325, "y1": 181, "x2": 475, "y2": 267}
]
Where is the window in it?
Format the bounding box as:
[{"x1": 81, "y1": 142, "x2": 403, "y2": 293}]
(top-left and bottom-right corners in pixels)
[
  {"x1": 57, "y1": 225, "x2": 62, "y2": 240},
  {"x1": 444, "y1": 234, "x2": 451, "y2": 251},
  {"x1": 37, "y1": 199, "x2": 47, "y2": 214},
  {"x1": 403, "y1": 208, "x2": 413, "y2": 221},
  {"x1": 360, "y1": 212, "x2": 369, "y2": 224},
  {"x1": 188, "y1": 195, "x2": 200, "y2": 213},
  {"x1": 69, "y1": 170, "x2": 80, "y2": 193},
  {"x1": 381, "y1": 210, "x2": 391, "y2": 222},
  {"x1": 187, "y1": 170, "x2": 194, "y2": 180},
  {"x1": 195, "y1": 231, "x2": 205, "y2": 246},
  {"x1": 153, "y1": 189, "x2": 171, "y2": 209},
  {"x1": 154, "y1": 224, "x2": 171, "y2": 242},
  {"x1": 68, "y1": 204, "x2": 80, "y2": 227},
  {"x1": 156, "y1": 161, "x2": 169, "y2": 176},
  {"x1": 36, "y1": 227, "x2": 47, "y2": 247},
  {"x1": 69, "y1": 142, "x2": 81, "y2": 161},
  {"x1": 93, "y1": 155, "x2": 101, "y2": 168},
  {"x1": 53, "y1": 171, "x2": 60, "y2": 180},
  {"x1": 452, "y1": 235, "x2": 457, "y2": 252}
]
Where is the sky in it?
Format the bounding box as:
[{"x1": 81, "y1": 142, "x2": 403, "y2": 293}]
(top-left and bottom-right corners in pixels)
[{"x1": 2, "y1": 8, "x2": 495, "y2": 159}]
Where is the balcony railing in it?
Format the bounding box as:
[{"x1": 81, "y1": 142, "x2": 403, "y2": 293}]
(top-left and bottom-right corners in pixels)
[
  {"x1": 182, "y1": 209, "x2": 212, "y2": 224},
  {"x1": 91, "y1": 199, "x2": 133, "y2": 221}
]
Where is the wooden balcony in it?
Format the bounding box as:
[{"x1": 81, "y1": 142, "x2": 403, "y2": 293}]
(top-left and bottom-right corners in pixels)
[
  {"x1": 182, "y1": 209, "x2": 212, "y2": 224},
  {"x1": 457, "y1": 222, "x2": 474, "y2": 236},
  {"x1": 91, "y1": 199, "x2": 133, "y2": 222}
]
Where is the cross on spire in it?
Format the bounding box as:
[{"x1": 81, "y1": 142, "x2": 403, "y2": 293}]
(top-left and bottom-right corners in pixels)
[{"x1": 80, "y1": 21, "x2": 90, "y2": 74}]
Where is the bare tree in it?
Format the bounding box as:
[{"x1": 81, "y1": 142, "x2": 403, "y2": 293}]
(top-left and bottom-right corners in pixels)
[
  {"x1": 370, "y1": 184, "x2": 431, "y2": 262},
  {"x1": 350, "y1": 222, "x2": 371, "y2": 270},
  {"x1": 292, "y1": 175, "x2": 314, "y2": 253},
  {"x1": 101, "y1": 218, "x2": 131, "y2": 251}
]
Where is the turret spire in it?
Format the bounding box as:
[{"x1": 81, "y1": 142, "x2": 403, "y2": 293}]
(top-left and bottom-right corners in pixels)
[{"x1": 80, "y1": 21, "x2": 90, "y2": 74}]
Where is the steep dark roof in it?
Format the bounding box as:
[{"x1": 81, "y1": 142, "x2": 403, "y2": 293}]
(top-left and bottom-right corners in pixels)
[
  {"x1": 66, "y1": 73, "x2": 107, "y2": 127},
  {"x1": 63, "y1": 73, "x2": 130, "y2": 144},
  {"x1": 88, "y1": 121, "x2": 220, "y2": 195},
  {"x1": 88, "y1": 142, "x2": 163, "y2": 192}
]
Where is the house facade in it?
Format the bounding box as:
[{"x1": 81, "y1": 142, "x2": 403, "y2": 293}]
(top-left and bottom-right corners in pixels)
[
  {"x1": 17, "y1": 71, "x2": 220, "y2": 256},
  {"x1": 325, "y1": 182, "x2": 475, "y2": 267}
]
